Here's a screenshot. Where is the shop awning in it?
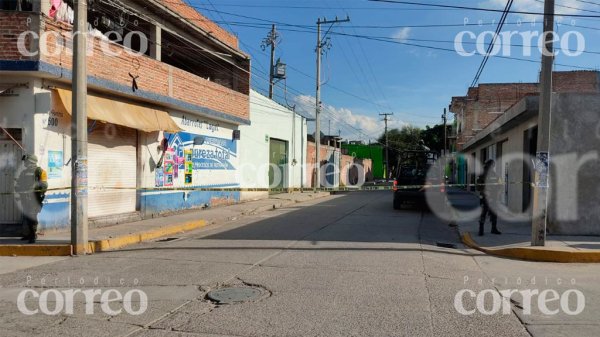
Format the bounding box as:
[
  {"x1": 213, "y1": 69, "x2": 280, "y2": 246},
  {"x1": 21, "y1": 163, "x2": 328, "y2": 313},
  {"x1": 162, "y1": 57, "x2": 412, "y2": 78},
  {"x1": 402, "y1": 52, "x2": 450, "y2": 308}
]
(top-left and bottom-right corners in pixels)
[{"x1": 53, "y1": 89, "x2": 182, "y2": 133}]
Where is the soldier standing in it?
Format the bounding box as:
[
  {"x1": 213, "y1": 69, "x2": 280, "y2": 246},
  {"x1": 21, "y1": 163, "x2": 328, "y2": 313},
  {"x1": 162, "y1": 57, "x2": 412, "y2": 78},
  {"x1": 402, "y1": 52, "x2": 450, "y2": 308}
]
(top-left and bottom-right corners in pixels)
[
  {"x1": 477, "y1": 159, "x2": 501, "y2": 236},
  {"x1": 15, "y1": 154, "x2": 48, "y2": 243}
]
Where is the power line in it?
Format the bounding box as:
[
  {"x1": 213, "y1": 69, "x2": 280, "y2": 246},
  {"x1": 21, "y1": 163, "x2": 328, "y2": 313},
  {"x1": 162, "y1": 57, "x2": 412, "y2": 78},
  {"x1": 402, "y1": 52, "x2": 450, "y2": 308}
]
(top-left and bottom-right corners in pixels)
[
  {"x1": 470, "y1": 0, "x2": 514, "y2": 88},
  {"x1": 368, "y1": 0, "x2": 600, "y2": 18}
]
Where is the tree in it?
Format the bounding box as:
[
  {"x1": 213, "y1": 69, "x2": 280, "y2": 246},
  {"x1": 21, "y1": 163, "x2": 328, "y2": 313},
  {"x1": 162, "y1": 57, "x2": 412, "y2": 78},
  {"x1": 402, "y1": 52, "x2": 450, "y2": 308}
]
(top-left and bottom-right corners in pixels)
[
  {"x1": 421, "y1": 124, "x2": 447, "y2": 153},
  {"x1": 378, "y1": 125, "x2": 422, "y2": 172}
]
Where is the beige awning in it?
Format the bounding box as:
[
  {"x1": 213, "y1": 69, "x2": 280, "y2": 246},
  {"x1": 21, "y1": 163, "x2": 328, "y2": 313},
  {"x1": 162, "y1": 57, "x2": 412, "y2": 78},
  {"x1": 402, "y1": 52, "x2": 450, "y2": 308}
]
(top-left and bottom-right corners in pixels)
[{"x1": 53, "y1": 89, "x2": 182, "y2": 133}]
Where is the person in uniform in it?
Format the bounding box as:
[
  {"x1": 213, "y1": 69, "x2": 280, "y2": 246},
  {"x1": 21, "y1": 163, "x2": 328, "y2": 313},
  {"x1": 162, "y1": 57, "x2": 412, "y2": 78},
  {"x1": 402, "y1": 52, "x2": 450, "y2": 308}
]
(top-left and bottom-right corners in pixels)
[
  {"x1": 15, "y1": 154, "x2": 48, "y2": 243},
  {"x1": 477, "y1": 159, "x2": 501, "y2": 236}
]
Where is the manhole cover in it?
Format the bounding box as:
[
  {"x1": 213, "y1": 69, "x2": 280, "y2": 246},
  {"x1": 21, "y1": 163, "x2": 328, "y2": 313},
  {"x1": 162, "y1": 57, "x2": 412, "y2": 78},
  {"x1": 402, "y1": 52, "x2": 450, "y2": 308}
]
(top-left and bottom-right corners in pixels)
[{"x1": 207, "y1": 287, "x2": 263, "y2": 304}]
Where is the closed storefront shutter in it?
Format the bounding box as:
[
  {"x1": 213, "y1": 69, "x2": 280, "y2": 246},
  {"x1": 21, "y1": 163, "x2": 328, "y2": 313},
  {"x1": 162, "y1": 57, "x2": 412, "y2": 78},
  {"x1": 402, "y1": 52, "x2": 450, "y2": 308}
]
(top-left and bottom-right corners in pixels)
[{"x1": 88, "y1": 123, "x2": 137, "y2": 218}]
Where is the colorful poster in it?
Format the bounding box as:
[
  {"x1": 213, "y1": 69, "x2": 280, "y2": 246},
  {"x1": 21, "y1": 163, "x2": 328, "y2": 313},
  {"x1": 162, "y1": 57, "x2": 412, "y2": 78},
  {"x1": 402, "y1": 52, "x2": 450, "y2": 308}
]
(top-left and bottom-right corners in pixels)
[
  {"x1": 155, "y1": 169, "x2": 164, "y2": 187},
  {"x1": 173, "y1": 156, "x2": 179, "y2": 179},
  {"x1": 164, "y1": 148, "x2": 175, "y2": 187},
  {"x1": 184, "y1": 149, "x2": 193, "y2": 174},
  {"x1": 184, "y1": 149, "x2": 193, "y2": 185},
  {"x1": 48, "y1": 150, "x2": 63, "y2": 179}
]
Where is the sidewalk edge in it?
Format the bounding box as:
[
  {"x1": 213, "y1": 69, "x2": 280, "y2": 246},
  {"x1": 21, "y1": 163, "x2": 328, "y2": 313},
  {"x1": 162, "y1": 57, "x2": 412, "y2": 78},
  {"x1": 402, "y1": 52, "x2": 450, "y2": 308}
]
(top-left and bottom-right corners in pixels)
[
  {"x1": 88, "y1": 220, "x2": 208, "y2": 253},
  {"x1": 0, "y1": 244, "x2": 72, "y2": 257},
  {"x1": 461, "y1": 232, "x2": 600, "y2": 263}
]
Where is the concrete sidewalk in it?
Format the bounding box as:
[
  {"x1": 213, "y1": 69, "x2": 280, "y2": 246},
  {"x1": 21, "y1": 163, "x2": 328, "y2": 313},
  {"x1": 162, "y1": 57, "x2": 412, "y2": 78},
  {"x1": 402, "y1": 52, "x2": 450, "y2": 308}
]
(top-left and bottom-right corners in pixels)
[
  {"x1": 0, "y1": 192, "x2": 330, "y2": 256},
  {"x1": 447, "y1": 188, "x2": 600, "y2": 262}
]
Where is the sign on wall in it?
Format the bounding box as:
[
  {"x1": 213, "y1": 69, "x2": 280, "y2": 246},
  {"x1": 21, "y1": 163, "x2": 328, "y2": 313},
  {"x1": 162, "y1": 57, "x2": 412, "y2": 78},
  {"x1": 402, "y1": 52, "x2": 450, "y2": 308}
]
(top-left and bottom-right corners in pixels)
[
  {"x1": 47, "y1": 151, "x2": 63, "y2": 179},
  {"x1": 166, "y1": 132, "x2": 237, "y2": 171}
]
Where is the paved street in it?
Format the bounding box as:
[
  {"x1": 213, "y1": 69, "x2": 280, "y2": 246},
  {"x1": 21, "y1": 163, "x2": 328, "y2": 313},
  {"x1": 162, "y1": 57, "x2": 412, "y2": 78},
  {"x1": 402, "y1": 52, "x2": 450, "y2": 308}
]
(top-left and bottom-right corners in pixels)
[{"x1": 1, "y1": 191, "x2": 599, "y2": 337}]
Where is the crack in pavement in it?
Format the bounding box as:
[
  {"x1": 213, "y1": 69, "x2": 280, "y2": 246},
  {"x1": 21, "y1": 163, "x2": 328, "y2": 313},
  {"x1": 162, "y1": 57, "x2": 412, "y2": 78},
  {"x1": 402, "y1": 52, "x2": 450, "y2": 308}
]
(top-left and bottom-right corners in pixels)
[{"x1": 417, "y1": 210, "x2": 437, "y2": 337}]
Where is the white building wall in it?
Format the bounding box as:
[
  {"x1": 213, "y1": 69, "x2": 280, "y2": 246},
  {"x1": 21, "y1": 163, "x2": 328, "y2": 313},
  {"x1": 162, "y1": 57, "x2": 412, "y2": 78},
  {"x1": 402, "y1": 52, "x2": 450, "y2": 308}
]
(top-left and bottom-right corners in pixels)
[
  {"x1": 239, "y1": 90, "x2": 307, "y2": 201},
  {"x1": 0, "y1": 79, "x2": 73, "y2": 229},
  {"x1": 465, "y1": 116, "x2": 537, "y2": 215}
]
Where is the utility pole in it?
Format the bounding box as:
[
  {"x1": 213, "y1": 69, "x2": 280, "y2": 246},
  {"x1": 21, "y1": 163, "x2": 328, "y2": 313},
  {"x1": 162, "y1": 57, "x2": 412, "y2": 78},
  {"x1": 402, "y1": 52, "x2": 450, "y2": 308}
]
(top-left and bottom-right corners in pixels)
[
  {"x1": 72, "y1": 0, "x2": 88, "y2": 255},
  {"x1": 442, "y1": 108, "x2": 447, "y2": 156},
  {"x1": 380, "y1": 113, "x2": 393, "y2": 180},
  {"x1": 262, "y1": 24, "x2": 279, "y2": 99},
  {"x1": 315, "y1": 16, "x2": 350, "y2": 191},
  {"x1": 531, "y1": 0, "x2": 554, "y2": 246}
]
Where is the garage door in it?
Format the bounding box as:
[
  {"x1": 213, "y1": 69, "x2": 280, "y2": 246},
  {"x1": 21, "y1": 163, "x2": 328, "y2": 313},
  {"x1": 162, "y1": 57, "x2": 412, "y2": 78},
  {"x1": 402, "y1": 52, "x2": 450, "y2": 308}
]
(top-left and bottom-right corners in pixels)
[{"x1": 88, "y1": 123, "x2": 137, "y2": 218}]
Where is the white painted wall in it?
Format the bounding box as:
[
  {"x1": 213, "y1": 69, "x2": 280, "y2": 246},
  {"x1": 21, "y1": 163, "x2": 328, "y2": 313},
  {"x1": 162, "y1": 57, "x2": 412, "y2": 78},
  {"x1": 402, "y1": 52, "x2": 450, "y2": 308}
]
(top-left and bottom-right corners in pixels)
[
  {"x1": 0, "y1": 78, "x2": 71, "y2": 194},
  {"x1": 238, "y1": 90, "x2": 307, "y2": 200},
  {"x1": 465, "y1": 116, "x2": 537, "y2": 215}
]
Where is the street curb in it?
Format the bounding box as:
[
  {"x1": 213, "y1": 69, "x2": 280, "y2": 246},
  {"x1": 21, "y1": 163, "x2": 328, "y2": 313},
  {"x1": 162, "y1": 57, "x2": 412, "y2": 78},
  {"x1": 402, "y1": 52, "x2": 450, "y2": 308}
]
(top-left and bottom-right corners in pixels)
[
  {"x1": 0, "y1": 244, "x2": 72, "y2": 257},
  {"x1": 0, "y1": 192, "x2": 332, "y2": 256},
  {"x1": 461, "y1": 232, "x2": 600, "y2": 263},
  {"x1": 87, "y1": 220, "x2": 208, "y2": 253},
  {"x1": 0, "y1": 221, "x2": 207, "y2": 256}
]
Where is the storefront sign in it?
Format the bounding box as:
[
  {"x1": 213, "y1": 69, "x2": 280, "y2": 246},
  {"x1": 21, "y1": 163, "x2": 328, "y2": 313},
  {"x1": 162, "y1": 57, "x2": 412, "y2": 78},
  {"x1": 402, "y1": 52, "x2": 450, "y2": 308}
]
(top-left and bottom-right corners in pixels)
[{"x1": 166, "y1": 132, "x2": 237, "y2": 171}]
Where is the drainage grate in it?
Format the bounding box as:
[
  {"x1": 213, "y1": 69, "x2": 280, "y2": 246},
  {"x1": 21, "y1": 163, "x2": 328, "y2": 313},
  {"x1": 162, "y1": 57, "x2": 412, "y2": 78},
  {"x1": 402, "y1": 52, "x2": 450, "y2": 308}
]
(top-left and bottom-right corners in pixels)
[{"x1": 207, "y1": 287, "x2": 263, "y2": 304}]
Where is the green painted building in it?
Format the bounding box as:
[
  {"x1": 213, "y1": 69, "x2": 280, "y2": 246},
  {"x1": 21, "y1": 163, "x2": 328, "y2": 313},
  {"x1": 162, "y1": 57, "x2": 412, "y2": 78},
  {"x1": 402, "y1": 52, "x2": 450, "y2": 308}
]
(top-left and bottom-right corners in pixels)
[{"x1": 341, "y1": 144, "x2": 385, "y2": 179}]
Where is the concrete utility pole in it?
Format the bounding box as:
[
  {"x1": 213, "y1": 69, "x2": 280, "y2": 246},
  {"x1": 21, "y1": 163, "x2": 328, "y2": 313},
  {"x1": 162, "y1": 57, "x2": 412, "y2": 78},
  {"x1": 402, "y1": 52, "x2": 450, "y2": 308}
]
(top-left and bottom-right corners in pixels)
[
  {"x1": 442, "y1": 108, "x2": 447, "y2": 156},
  {"x1": 262, "y1": 24, "x2": 279, "y2": 99},
  {"x1": 531, "y1": 0, "x2": 554, "y2": 247},
  {"x1": 72, "y1": 0, "x2": 89, "y2": 255},
  {"x1": 315, "y1": 16, "x2": 350, "y2": 190},
  {"x1": 380, "y1": 113, "x2": 393, "y2": 179}
]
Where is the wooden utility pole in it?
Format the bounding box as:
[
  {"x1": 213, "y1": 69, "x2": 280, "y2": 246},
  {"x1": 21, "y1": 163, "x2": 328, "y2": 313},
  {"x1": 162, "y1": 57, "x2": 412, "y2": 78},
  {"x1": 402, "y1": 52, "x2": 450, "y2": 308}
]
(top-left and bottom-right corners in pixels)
[
  {"x1": 531, "y1": 0, "x2": 554, "y2": 246},
  {"x1": 315, "y1": 16, "x2": 350, "y2": 190},
  {"x1": 262, "y1": 24, "x2": 279, "y2": 99},
  {"x1": 71, "y1": 0, "x2": 89, "y2": 255},
  {"x1": 380, "y1": 113, "x2": 393, "y2": 179}
]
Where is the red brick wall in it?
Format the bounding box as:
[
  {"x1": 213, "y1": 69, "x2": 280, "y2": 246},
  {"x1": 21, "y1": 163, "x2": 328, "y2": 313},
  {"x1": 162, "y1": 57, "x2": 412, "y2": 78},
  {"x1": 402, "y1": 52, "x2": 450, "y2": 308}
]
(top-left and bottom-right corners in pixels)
[
  {"x1": 39, "y1": 18, "x2": 249, "y2": 121},
  {"x1": 340, "y1": 154, "x2": 373, "y2": 186},
  {"x1": 0, "y1": 12, "x2": 36, "y2": 61},
  {"x1": 553, "y1": 71, "x2": 599, "y2": 93},
  {"x1": 157, "y1": 0, "x2": 239, "y2": 50},
  {"x1": 452, "y1": 83, "x2": 539, "y2": 150},
  {"x1": 306, "y1": 141, "x2": 334, "y2": 188}
]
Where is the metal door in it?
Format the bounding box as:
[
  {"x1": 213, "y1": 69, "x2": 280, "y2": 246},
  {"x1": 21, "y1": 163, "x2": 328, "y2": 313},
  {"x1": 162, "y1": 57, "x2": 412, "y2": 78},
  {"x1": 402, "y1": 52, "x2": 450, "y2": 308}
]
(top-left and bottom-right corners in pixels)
[
  {"x1": 269, "y1": 139, "x2": 288, "y2": 193},
  {"x1": 0, "y1": 141, "x2": 23, "y2": 224}
]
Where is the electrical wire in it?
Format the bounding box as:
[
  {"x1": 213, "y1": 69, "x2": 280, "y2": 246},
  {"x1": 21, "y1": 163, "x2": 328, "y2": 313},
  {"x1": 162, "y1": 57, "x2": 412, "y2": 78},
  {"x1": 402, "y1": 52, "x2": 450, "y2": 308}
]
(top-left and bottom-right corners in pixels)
[
  {"x1": 368, "y1": 0, "x2": 600, "y2": 18},
  {"x1": 470, "y1": 0, "x2": 514, "y2": 88}
]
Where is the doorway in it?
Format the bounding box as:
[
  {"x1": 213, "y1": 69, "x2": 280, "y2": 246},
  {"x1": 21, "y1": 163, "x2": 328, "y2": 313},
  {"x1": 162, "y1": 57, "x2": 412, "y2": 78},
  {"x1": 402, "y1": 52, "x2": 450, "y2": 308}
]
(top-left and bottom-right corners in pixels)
[{"x1": 269, "y1": 138, "x2": 288, "y2": 194}]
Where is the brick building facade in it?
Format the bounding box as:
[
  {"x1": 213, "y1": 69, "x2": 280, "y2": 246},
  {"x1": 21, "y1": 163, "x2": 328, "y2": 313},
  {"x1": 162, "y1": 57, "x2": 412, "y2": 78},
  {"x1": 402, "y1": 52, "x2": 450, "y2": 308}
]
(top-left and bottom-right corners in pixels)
[
  {"x1": 0, "y1": 0, "x2": 251, "y2": 233},
  {"x1": 450, "y1": 71, "x2": 600, "y2": 151}
]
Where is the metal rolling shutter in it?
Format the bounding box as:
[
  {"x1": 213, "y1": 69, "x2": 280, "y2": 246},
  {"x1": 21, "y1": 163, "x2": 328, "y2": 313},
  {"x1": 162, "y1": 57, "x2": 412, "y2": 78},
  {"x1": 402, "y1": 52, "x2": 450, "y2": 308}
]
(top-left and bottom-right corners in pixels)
[{"x1": 88, "y1": 123, "x2": 137, "y2": 218}]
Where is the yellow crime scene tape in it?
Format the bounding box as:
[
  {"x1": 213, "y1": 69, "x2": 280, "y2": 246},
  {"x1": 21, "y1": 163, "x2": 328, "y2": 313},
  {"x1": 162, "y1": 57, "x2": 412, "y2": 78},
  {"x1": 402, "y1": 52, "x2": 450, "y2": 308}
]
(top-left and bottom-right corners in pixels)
[{"x1": 1, "y1": 182, "x2": 534, "y2": 196}]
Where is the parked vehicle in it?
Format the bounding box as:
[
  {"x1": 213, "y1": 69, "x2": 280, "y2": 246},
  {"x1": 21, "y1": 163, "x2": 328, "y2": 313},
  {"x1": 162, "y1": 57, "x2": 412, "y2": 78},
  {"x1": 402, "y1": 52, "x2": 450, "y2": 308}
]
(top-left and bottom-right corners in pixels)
[{"x1": 392, "y1": 150, "x2": 445, "y2": 210}]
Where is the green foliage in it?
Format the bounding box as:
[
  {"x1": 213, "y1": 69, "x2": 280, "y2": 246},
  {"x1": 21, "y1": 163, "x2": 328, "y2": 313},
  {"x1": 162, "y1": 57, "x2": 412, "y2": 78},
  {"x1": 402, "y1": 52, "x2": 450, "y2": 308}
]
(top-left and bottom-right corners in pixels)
[{"x1": 377, "y1": 124, "x2": 449, "y2": 171}]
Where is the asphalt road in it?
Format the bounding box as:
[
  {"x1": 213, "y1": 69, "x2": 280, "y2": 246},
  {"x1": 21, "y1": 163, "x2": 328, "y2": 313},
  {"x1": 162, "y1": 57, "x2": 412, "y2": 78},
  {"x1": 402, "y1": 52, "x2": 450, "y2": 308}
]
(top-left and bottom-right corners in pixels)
[{"x1": 0, "y1": 191, "x2": 598, "y2": 337}]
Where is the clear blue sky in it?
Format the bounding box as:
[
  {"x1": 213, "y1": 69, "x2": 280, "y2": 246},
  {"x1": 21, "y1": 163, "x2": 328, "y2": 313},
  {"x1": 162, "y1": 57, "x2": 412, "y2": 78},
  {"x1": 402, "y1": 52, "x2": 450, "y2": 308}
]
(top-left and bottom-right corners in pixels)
[{"x1": 189, "y1": 0, "x2": 600, "y2": 141}]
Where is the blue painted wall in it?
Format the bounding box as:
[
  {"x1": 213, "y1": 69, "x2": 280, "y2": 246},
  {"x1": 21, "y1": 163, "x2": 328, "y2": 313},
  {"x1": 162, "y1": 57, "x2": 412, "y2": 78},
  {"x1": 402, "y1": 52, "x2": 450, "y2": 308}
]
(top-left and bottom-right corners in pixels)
[
  {"x1": 140, "y1": 190, "x2": 241, "y2": 218},
  {"x1": 35, "y1": 190, "x2": 241, "y2": 231}
]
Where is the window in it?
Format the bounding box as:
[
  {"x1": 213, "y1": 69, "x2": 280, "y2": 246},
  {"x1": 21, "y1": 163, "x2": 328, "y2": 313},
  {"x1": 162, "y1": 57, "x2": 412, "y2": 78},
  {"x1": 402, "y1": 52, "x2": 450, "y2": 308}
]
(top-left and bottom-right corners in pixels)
[{"x1": 0, "y1": 0, "x2": 32, "y2": 11}]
